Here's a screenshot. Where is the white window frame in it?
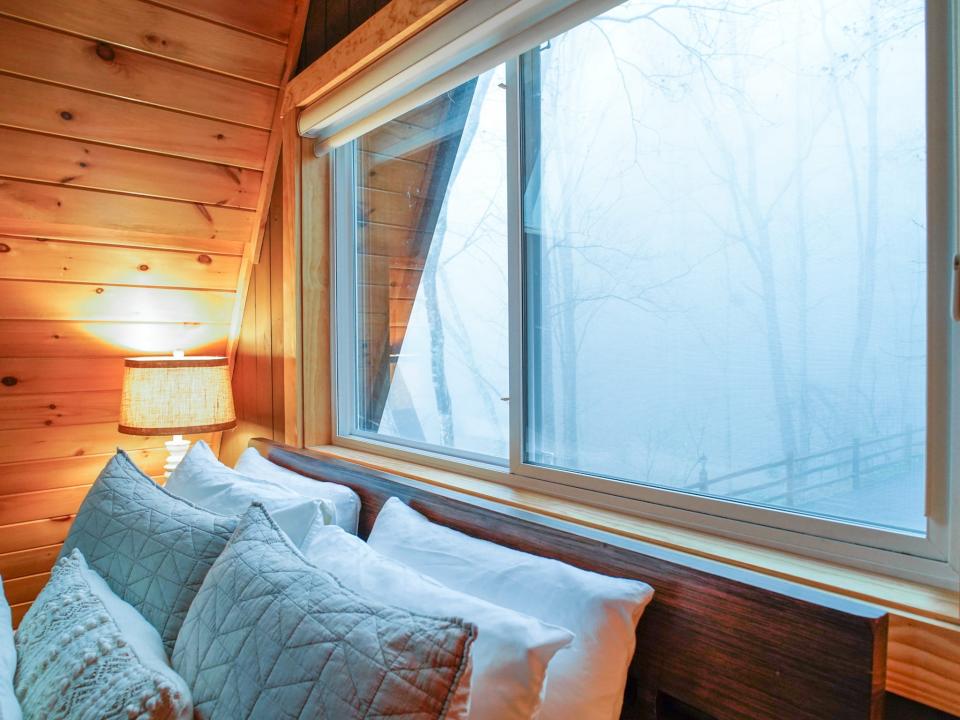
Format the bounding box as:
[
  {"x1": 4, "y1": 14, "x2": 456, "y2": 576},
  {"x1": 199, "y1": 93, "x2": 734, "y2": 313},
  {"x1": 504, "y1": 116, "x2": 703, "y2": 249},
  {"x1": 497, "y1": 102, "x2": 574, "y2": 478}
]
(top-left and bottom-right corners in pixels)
[{"x1": 327, "y1": 0, "x2": 959, "y2": 589}]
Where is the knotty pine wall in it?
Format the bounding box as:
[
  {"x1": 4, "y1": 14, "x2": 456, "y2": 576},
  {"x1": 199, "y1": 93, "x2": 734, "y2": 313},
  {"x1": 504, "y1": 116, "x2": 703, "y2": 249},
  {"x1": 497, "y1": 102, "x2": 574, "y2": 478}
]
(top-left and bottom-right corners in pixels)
[
  {"x1": 0, "y1": 0, "x2": 305, "y2": 623},
  {"x1": 218, "y1": 0, "x2": 393, "y2": 462},
  {"x1": 219, "y1": 175, "x2": 287, "y2": 466}
]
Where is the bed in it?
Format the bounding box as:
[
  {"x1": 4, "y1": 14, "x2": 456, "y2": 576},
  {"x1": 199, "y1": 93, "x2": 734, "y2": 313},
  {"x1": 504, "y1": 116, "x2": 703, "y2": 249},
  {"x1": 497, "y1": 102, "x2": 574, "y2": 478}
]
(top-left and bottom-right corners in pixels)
[{"x1": 250, "y1": 438, "x2": 888, "y2": 720}]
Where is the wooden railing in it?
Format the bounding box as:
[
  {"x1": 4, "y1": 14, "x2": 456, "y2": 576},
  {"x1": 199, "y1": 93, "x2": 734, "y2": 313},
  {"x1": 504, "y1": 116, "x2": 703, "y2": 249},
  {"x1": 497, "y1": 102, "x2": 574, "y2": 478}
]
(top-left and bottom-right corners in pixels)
[{"x1": 691, "y1": 427, "x2": 924, "y2": 507}]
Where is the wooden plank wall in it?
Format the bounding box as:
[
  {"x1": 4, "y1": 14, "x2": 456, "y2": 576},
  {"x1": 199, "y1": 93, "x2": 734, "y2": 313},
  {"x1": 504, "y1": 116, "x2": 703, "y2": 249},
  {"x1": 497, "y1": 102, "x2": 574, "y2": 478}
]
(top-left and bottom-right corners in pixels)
[
  {"x1": 299, "y1": 0, "x2": 391, "y2": 70},
  {"x1": 219, "y1": 174, "x2": 287, "y2": 466},
  {"x1": 0, "y1": 0, "x2": 304, "y2": 622},
  {"x1": 220, "y1": 0, "x2": 392, "y2": 460}
]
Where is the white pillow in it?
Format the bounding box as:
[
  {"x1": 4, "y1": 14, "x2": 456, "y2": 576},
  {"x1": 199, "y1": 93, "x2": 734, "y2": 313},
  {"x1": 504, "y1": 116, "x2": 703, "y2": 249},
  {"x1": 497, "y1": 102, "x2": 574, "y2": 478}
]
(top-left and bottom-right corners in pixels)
[
  {"x1": 368, "y1": 498, "x2": 655, "y2": 720},
  {"x1": 234, "y1": 448, "x2": 361, "y2": 534},
  {"x1": 302, "y1": 525, "x2": 573, "y2": 720},
  {"x1": 0, "y1": 577, "x2": 22, "y2": 720},
  {"x1": 166, "y1": 441, "x2": 335, "y2": 550}
]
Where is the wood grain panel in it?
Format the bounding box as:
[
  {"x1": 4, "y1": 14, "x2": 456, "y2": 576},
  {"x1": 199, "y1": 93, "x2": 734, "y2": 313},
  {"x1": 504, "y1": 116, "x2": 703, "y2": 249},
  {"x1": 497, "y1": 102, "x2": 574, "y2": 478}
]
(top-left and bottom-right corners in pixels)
[
  {"x1": 887, "y1": 615, "x2": 960, "y2": 716},
  {"x1": 2, "y1": 572, "x2": 49, "y2": 606},
  {"x1": 0, "y1": 519, "x2": 72, "y2": 555},
  {"x1": 0, "y1": 357, "x2": 123, "y2": 395},
  {"x1": 286, "y1": 0, "x2": 467, "y2": 110},
  {"x1": 0, "y1": 179, "x2": 250, "y2": 252},
  {"x1": 0, "y1": 389, "x2": 120, "y2": 430},
  {"x1": 0, "y1": 0, "x2": 286, "y2": 85},
  {"x1": 0, "y1": 543, "x2": 62, "y2": 580},
  {"x1": 0, "y1": 448, "x2": 166, "y2": 495},
  {"x1": 0, "y1": 128, "x2": 261, "y2": 209},
  {"x1": 0, "y1": 485, "x2": 92, "y2": 526},
  {"x1": 0, "y1": 281, "x2": 234, "y2": 323},
  {"x1": 0, "y1": 17, "x2": 275, "y2": 128},
  {"x1": 0, "y1": 236, "x2": 241, "y2": 290},
  {"x1": 0, "y1": 75, "x2": 269, "y2": 168},
  {"x1": 0, "y1": 423, "x2": 213, "y2": 464},
  {"x1": 0, "y1": 320, "x2": 229, "y2": 358},
  {"x1": 150, "y1": 0, "x2": 296, "y2": 42}
]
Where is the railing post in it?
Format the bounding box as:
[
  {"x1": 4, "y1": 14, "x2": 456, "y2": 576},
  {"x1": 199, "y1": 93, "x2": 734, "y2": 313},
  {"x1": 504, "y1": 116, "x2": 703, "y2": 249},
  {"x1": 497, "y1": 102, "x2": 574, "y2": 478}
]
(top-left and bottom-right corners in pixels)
[
  {"x1": 785, "y1": 453, "x2": 795, "y2": 506},
  {"x1": 851, "y1": 437, "x2": 861, "y2": 491},
  {"x1": 698, "y1": 455, "x2": 708, "y2": 492}
]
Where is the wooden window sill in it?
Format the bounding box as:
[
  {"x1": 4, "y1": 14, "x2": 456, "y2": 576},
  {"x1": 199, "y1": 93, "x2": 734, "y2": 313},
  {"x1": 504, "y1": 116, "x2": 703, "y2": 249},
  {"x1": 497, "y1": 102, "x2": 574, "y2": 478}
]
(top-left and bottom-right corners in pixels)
[{"x1": 307, "y1": 443, "x2": 960, "y2": 716}]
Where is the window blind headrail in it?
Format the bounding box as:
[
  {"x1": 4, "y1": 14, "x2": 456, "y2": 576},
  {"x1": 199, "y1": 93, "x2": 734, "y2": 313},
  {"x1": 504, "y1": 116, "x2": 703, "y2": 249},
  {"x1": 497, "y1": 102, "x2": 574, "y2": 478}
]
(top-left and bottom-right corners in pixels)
[{"x1": 301, "y1": 0, "x2": 622, "y2": 152}]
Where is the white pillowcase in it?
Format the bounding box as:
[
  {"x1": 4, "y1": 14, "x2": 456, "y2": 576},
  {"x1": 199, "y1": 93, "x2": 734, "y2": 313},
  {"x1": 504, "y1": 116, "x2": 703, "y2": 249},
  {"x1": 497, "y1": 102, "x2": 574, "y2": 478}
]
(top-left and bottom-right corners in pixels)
[
  {"x1": 0, "y1": 577, "x2": 22, "y2": 720},
  {"x1": 166, "y1": 441, "x2": 335, "y2": 550},
  {"x1": 234, "y1": 448, "x2": 361, "y2": 534},
  {"x1": 302, "y1": 525, "x2": 573, "y2": 720},
  {"x1": 368, "y1": 498, "x2": 655, "y2": 720}
]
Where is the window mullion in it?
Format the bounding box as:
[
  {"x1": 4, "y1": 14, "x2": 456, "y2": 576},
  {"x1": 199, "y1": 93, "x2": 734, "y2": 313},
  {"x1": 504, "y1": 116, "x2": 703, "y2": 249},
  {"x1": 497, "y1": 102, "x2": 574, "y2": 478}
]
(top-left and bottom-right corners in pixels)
[{"x1": 506, "y1": 57, "x2": 525, "y2": 476}]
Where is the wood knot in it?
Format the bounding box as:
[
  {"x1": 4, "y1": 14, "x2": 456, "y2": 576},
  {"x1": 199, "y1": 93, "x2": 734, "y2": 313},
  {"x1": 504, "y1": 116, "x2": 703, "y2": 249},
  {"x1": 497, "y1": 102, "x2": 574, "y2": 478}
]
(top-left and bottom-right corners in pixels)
[
  {"x1": 60, "y1": 110, "x2": 73, "y2": 121},
  {"x1": 0, "y1": 243, "x2": 9, "y2": 253},
  {"x1": 215, "y1": 133, "x2": 225, "y2": 140},
  {"x1": 1, "y1": 376, "x2": 17, "y2": 387},
  {"x1": 78, "y1": 161, "x2": 88, "y2": 168},
  {"x1": 95, "y1": 287, "x2": 104, "y2": 294},
  {"x1": 95, "y1": 42, "x2": 115, "y2": 62},
  {"x1": 197, "y1": 254, "x2": 212, "y2": 265},
  {"x1": 138, "y1": 264, "x2": 149, "y2": 271},
  {"x1": 48, "y1": 403, "x2": 56, "y2": 410}
]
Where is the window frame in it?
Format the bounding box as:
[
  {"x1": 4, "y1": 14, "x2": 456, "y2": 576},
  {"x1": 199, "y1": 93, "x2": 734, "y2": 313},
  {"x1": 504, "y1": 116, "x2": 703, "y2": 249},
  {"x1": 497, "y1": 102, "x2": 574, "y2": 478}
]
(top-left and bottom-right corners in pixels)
[{"x1": 326, "y1": 0, "x2": 959, "y2": 589}]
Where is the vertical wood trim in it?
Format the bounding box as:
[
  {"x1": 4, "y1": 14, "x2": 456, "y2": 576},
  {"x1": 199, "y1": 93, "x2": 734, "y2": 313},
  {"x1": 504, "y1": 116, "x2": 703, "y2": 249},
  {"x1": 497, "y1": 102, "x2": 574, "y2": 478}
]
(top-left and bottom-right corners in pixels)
[
  {"x1": 301, "y1": 145, "x2": 332, "y2": 447},
  {"x1": 227, "y1": 0, "x2": 311, "y2": 367},
  {"x1": 281, "y1": 112, "x2": 304, "y2": 446}
]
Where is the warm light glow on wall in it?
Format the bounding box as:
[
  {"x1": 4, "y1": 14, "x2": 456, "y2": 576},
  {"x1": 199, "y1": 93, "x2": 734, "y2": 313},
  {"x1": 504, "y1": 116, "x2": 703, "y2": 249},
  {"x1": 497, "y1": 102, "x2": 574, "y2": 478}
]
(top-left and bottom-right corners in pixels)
[{"x1": 82, "y1": 322, "x2": 228, "y2": 354}]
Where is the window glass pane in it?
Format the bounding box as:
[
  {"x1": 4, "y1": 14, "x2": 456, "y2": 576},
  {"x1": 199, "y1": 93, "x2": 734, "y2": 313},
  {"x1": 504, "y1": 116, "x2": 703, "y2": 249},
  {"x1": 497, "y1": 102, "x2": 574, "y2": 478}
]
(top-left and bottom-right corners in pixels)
[
  {"x1": 351, "y1": 66, "x2": 509, "y2": 460},
  {"x1": 523, "y1": 0, "x2": 927, "y2": 532}
]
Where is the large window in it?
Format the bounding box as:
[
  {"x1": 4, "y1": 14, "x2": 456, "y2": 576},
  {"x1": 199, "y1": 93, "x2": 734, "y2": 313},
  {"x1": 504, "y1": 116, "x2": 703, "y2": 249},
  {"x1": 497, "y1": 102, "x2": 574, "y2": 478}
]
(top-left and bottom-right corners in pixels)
[{"x1": 332, "y1": 0, "x2": 955, "y2": 583}]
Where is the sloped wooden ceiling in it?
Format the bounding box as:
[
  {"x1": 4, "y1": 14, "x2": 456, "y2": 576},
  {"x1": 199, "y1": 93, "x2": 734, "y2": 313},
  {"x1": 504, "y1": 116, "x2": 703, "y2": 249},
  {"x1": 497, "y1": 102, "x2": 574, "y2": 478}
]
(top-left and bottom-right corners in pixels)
[{"x1": 0, "y1": 0, "x2": 306, "y2": 623}]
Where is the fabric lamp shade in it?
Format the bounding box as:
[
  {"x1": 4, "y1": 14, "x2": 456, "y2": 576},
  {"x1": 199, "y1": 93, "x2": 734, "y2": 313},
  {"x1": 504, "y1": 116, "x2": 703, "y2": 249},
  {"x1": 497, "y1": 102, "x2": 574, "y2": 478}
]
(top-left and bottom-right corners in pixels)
[{"x1": 118, "y1": 356, "x2": 236, "y2": 435}]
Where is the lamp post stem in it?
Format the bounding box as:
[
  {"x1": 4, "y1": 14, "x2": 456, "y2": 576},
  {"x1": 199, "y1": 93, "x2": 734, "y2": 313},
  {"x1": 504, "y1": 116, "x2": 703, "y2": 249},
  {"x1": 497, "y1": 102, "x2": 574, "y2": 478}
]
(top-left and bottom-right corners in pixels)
[{"x1": 163, "y1": 434, "x2": 190, "y2": 479}]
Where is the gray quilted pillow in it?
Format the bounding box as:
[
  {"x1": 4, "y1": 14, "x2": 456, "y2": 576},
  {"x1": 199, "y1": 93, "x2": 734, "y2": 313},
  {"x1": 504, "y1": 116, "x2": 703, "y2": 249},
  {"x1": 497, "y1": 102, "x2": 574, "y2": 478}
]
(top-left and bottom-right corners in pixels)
[
  {"x1": 59, "y1": 450, "x2": 238, "y2": 654},
  {"x1": 172, "y1": 504, "x2": 477, "y2": 720}
]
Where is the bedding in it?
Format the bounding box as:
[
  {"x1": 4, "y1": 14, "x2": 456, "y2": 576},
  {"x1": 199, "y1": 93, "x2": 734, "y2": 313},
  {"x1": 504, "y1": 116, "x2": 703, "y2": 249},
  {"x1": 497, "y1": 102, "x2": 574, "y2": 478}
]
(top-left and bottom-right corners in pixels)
[
  {"x1": 166, "y1": 441, "x2": 335, "y2": 548},
  {"x1": 368, "y1": 497, "x2": 655, "y2": 720},
  {"x1": 234, "y1": 448, "x2": 361, "y2": 534},
  {"x1": 14, "y1": 550, "x2": 192, "y2": 720},
  {"x1": 172, "y1": 504, "x2": 476, "y2": 720},
  {"x1": 0, "y1": 578, "x2": 20, "y2": 720},
  {"x1": 59, "y1": 450, "x2": 237, "y2": 654},
  {"x1": 303, "y1": 524, "x2": 574, "y2": 720}
]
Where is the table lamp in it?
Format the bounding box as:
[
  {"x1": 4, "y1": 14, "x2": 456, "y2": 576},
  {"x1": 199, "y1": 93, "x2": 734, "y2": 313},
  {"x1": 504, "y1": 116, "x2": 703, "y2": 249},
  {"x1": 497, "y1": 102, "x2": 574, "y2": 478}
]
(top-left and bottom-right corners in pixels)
[{"x1": 118, "y1": 351, "x2": 236, "y2": 477}]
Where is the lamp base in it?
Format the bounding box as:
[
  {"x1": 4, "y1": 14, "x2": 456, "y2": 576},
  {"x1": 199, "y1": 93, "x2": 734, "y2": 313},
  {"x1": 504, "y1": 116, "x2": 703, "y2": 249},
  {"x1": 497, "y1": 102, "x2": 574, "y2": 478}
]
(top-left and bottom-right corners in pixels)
[{"x1": 163, "y1": 435, "x2": 191, "y2": 479}]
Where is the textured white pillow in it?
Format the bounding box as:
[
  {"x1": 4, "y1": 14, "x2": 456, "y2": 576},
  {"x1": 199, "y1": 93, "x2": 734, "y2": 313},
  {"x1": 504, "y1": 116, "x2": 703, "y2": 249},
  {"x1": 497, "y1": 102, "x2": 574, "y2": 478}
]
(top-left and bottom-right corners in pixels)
[
  {"x1": 14, "y1": 550, "x2": 192, "y2": 719},
  {"x1": 234, "y1": 448, "x2": 361, "y2": 534},
  {"x1": 368, "y1": 498, "x2": 655, "y2": 720},
  {"x1": 166, "y1": 441, "x2": 335, "y2": 549},
  {"x1": 0, "y1": 577, "x2": 22, "y2": 720},
  {"x1": 302, "y1": 525, "x2": 573, "y2": 720}
]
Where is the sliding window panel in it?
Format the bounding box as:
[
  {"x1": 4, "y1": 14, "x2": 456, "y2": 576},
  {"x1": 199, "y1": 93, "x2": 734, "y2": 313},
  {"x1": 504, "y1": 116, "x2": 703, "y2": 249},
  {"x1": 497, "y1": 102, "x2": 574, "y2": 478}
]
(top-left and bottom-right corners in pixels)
[
  {"x1": 338, "y1": 66, "x2": 510, "y2": 462},
  {"x1": 521, "y1": 0, "x2": 931, "y2": 535}
]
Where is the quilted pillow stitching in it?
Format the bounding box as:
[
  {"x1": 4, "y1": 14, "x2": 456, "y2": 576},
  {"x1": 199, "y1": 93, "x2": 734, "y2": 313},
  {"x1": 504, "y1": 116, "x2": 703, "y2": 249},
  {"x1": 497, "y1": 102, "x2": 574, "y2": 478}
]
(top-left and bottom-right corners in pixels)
[
  {"x1": 172, "y1": 504, "x2": 476, "y2": 720},
  {"x1": 59, "y1": 450, "x2": 238, "y2": 654}
]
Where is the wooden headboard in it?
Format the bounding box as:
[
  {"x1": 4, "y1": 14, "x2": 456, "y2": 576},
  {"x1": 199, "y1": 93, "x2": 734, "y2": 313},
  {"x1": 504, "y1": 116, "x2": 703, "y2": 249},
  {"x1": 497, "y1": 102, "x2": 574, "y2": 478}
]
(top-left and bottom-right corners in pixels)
[{"x1": 251, "y1": 439, "x2": 888, "y2": 720}]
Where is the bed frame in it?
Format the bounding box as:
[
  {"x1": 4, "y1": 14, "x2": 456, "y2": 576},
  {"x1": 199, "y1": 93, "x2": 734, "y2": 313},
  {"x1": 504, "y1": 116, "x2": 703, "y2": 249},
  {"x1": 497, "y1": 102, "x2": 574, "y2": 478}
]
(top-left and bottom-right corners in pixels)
[{"x1": 250, "y1": 439, "x2": 888, "y2": 720}]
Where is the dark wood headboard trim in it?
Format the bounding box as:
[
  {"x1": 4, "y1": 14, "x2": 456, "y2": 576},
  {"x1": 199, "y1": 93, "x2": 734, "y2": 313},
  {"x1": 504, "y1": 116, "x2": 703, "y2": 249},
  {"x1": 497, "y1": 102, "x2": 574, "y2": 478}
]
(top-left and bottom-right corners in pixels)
[{"x1": 252, "y1": 439, "x2": 888, "y2": 720}]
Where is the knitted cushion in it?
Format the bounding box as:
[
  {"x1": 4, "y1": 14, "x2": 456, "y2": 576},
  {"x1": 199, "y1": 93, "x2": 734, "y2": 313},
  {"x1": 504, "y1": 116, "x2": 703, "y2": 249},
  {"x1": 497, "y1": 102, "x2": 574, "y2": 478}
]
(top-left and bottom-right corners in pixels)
[
  {"x1": 172, "y1": 504, "x2": 477, "y2": 720},
  {"x1": 14, "y1": 550, "x2": 192, "y2": 720},
  {"x1": 59, "y1": 450, "x2": 237, "y2": 653}
]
